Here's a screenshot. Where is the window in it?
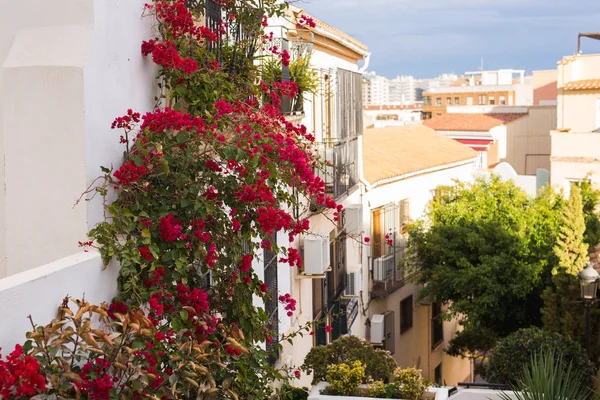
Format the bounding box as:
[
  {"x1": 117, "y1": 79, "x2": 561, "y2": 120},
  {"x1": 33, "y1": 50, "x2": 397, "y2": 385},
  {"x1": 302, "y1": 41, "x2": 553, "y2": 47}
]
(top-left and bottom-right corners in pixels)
[
  {"x1": 478, "y1": 94, "x2": 487, "y2": 105},
  {"x1": 434, "y1": 364, "x2": 442, "y2": 385},
  {"x1": 466, "y1": 97, "x2": 473, "y2": 106},
  {"x1": 424, "y1": 96, "x2": 432, "y2": 106},
  {"x1": 489, "y1": 97, "x2": 495, "y2": 105},
  {"x1": 432, "y1": 302, "x2": 443, "y2": 348},
  {"x1": 400, "y1": 295, "x2": 413, "y2": 333},
  {"x1": 500, "y1": 96, "x2": 506, "y2": 105},
  {"x1": 436, "y1": 97, "x2": 442, "y2": 106},
  {"x1": 446, "y1": 97, "x2": 451, "y2": 105},
  {"x1": 436, "y1": 113, "x2": 442, "y2": 116},
  {"x1": 454, "y1": 97, "x2": 460, "y2": 105}
]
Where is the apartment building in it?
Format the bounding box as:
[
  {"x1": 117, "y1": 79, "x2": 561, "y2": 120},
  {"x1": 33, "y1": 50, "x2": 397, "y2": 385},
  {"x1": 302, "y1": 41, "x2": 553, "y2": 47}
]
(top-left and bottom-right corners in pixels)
[
  {"x1": 361, "y1": 125, "x2": 476, "y2": 385},
  {"x1": 424, "y1": 106, "x2": 556, "y2": 174},
  {"x1": 267, "y1": 6, "x2": 371, "y2": 383},
  {"x1": 363, "y1": 73, "x2": 457, "y2": 106},
  {"x1": 0, "y1": 0, "x2": 157, "y2": 346},
  {"x1": 423, "y1": 69, "x2": 533, "y2": 119},
  {"x1": 550, "y1": 33, "x2": 600, "y2": 189}
]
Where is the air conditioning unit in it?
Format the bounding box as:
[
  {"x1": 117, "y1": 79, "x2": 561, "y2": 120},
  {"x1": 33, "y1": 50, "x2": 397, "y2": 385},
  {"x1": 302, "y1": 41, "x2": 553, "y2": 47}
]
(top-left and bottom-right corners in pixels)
[
  {"x1": 344, "y1": 272, "x2": 359, "y2": 297},
  {"x1": 371, "y1": 314, "x2": 385, "y2": 344},
  {"x1": 303, "y1": 234, "x2": 331, "y2": 275},
  {"x1": 343, "y1": 205, "x2": 362, "y2": 235},
  {"x1": 373, "y1": 254, "x2": 394, "y2": 281}
]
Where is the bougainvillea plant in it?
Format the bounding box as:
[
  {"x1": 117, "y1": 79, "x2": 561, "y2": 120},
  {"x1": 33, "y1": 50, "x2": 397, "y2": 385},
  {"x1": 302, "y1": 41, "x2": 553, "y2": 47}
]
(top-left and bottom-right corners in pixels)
[{"x1": 0, "y1": 1, "x2": 340, "y2": 398}]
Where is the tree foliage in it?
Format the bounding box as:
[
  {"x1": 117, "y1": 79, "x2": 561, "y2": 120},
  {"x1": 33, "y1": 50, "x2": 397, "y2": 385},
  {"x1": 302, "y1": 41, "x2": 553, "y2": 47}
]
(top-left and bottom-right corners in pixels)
[
  {"x1": 301, "y1": 336, "x2": 397, "y2": 385},
  {"x1": 406, "y1": 176, "x2": 563, "y2": 359},
  {"x1": 485, "y1": 327, "x2": 595, "y2": 387},
  {"x1": 542, "y1": 184, "x2": 600, "y2": 361}
]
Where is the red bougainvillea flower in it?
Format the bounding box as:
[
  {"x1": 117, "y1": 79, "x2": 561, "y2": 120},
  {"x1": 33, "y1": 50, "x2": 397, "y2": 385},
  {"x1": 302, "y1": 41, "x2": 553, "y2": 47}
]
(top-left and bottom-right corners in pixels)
[
  {"x1": 325, "y1": 325, "x2": 332, "y2": 333},
  {"x1": 364, "y1": 236, "x2": 371, "y2": 243}
]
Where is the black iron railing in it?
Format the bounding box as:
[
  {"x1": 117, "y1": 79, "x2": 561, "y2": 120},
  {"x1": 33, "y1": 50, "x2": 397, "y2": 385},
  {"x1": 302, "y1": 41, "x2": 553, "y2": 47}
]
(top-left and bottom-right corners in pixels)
[
  {"x1": 314, "y1": 138, "x2": 359, "y2": 200},
  {"x1": 264, "y1": 236, "x2": 279, "y2": 364}
]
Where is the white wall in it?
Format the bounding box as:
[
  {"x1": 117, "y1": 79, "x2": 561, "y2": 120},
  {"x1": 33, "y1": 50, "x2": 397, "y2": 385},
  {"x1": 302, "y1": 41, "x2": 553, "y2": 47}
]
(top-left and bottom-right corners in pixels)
[
  {"x1": 0, "y1": 252, "x2": 119, "y2": 349},
  {"x1": 363, "y1": 161, "x2": 475, "y2": 384},
  {"x1": 0, "y1": 0, "x2": 157, "y2": 278}
]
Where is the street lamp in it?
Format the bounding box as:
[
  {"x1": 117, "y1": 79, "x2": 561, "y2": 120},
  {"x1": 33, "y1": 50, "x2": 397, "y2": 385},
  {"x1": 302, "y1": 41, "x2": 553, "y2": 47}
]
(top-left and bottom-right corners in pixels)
[{"x1": 578, "y1": 261, "x2": 599, "y2": 357}]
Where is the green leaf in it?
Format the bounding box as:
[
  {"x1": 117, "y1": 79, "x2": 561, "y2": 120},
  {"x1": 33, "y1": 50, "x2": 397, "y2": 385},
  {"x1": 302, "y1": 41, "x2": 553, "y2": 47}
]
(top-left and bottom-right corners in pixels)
[
  {"x1": 180, "y1": 310, "x2": 189, "y2": 321},
  {"x1": 171, "y1": 317, "x2": 183, "y2": 331},
  {"x1": 141, "y1": 229, "x2": 151, "y2": 238}
]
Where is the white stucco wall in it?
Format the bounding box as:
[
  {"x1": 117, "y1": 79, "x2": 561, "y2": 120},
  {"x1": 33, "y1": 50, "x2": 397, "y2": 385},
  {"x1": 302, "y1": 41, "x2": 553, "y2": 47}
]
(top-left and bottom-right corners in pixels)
[
  {"x1": 364, "y1": 161, "x2": 475, "y2": 385},
  {"x1": 0, "y1": 252, "x2": 119, "y2": 350},
  {"x1": 0, "y1": 0, "x2": 157, "y2": 278}
]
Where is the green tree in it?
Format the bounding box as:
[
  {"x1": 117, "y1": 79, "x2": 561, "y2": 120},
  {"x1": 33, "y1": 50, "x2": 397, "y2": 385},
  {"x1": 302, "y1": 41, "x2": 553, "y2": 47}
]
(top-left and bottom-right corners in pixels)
[
  {"x1": 579, "y1": 180, "x2": 600, "y2": 248},
  {"x1": 405, "y1": 176, "x2": 561, "y2": 363},
  {"x1": 541, "y1": 185, "x2": 600, "y2": 361},
  {"x1": 485, "y1": 327, "x2": 595, "y2": 387}
]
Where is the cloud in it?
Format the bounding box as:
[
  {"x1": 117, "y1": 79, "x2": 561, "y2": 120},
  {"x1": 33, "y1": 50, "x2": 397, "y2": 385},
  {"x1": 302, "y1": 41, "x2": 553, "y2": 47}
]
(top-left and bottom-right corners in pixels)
[{"x1": 297, "y1": 0, "x2": 600, "y2": 77}]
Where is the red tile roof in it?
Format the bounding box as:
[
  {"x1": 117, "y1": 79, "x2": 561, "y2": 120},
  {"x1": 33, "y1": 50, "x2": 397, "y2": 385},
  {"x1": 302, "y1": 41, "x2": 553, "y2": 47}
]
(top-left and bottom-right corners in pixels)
[
  {"x1": 563, "y1": 79, "x2": 600, "y2": 90},
  {"x1": 423, "y1": 113, "x2": 528, "y2": 132},
  {"x1": 362, "y1": 125, "x2": 477, "y2": 185}
]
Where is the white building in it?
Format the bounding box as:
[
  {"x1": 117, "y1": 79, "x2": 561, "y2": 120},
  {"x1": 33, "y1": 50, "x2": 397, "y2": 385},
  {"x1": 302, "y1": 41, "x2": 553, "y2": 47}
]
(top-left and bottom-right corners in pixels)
[
  {"x1": 0, "y1": 0, "x2": 157, "y2": 347},
  {"x1": 361, "y1": 124, "x2": 477, "y2": 385},
  {"x1": 363, "y1": 73, "x2": 458, "y2": 106},
  {"x1": 267, "y1": 6, "x2": 371, "y2": 385}
]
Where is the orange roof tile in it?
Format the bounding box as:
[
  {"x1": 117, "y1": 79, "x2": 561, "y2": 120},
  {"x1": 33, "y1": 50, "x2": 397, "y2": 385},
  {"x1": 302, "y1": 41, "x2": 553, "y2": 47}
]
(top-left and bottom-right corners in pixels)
[
  {"x1": 423, "y1": 113, "x2": 527, "y2": 132},
  {"x1": 362, "y1": 125, "x2": 477, "y2": 185},
  {"x1": 563, "y1": 79, "x2": 600, "y2": 90}
]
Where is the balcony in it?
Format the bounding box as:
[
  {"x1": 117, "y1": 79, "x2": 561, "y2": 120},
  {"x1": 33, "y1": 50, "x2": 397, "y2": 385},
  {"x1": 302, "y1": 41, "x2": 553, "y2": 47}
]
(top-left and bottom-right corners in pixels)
[
  {"x1": 371, "y1": 249, "x2": 406, "y2": 299},
  {"x1": 314, "y1": 138, "x2": 359, "y2": 200}
]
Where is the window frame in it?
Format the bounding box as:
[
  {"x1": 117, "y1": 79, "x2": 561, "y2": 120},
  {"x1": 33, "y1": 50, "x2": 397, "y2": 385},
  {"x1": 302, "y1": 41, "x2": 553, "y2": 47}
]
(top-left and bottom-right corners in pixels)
[{"x1": 400, "y1": 295, "x2": 414, "y2": 334}]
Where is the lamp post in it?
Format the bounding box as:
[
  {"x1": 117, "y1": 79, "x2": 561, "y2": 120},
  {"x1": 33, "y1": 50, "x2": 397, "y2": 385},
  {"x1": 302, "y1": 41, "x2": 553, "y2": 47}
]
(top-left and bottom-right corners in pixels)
[{"x1": 578, "y1": 261, "x2": 599, "y2": 357}]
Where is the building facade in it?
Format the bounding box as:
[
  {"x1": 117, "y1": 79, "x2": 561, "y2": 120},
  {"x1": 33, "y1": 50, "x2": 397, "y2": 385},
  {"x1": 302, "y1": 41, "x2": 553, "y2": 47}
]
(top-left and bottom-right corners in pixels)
[
  {"x1": 361, "y1": 125, "x2": 476, "y2": 385},
  {"x1": 550, "y1": 51, "x2": 600, "y2": 188},
  {"x1": 267, "y1": 6, "x2": 371, "y2": 384},
  {"x1": 423, "y1": 69, "x2": 533, "y2": 119},
  {"x1": 0, "y1": 0, "x2": 158, "y2": 347}
]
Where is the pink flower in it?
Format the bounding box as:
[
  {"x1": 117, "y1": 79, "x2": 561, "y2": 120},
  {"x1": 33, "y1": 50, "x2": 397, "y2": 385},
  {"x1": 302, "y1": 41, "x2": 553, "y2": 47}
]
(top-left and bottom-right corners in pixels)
[
  {"x1": 325, "y1": 325, "x2": 332, "y2": 333},
  {"x1": 364, "y1": 237, "x2": 371, "y2": 243},
  {"x1": 294, "y1": 370, "x2": 301, "y2": 378}
]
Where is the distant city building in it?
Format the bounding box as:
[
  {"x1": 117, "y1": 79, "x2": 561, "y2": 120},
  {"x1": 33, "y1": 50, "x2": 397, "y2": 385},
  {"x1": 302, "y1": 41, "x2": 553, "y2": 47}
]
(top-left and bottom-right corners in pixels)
[
  {"x1": 362, "y1": 72, "x2": 458, "y2": 106},
  {"x1": 422, "y1": 69, "x2": 533, "y2": 119}
]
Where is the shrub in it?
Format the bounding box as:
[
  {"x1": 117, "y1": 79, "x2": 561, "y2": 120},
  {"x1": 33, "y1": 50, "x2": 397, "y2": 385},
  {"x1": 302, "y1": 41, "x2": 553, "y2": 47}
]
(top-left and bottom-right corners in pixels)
[
  {"x1": 302, "y1": 336, "x2": 397, "y2": 384},
  {"x1": 498, "y1": 350, "x2": 592, "y2": 400},
  {"x1": 367, "y1": 380, "x2": 386, "y2": 398},
  {"x1": 393, "y1": 367, "x2": 429, "y2": 400},
  {"x1": 485, "y1": 327, "x2": 596, "y2": 386},
  {"x1": 325, "y1": 361, "x2": 365, "y2": 396}
]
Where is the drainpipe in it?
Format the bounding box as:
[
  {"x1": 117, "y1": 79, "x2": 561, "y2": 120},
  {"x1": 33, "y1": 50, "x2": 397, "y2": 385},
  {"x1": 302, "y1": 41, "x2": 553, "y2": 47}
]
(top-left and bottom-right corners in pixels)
[{"x1": 359, "y1": 53, "x2": 371, "y2": 74}]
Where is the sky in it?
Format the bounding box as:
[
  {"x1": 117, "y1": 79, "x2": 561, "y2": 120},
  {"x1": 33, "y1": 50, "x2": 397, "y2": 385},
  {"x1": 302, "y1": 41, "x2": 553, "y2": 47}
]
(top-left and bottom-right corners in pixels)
[{"x1": 297, "y1": 0, "x2": 600, "y2": 79}]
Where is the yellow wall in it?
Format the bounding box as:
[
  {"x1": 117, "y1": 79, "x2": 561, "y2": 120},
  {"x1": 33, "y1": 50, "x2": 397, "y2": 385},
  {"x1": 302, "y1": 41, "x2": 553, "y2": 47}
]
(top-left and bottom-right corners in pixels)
[{"x1": 370, "y1": 283, "x2": 472, "y2": 385}]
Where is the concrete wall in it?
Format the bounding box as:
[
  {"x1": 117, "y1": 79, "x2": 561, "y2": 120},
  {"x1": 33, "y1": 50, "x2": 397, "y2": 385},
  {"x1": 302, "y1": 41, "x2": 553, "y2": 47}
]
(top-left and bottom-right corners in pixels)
[
  {"x1": 558, "y1": 89, "x2": 600, "y2": 132},
  {"x1": 532, "y1": 70, "x2": 557, "y2": 105},
  {"x1": 557, "y1": 54, "x2": 600, "y2": 132},
  {"x1": 502, "y1": 106, "x2": 556, "y2": 175},
  {"x1": 0, "y1": 252, "x2": 119, "y2": 349},
  {"x1": 0, "y1": 0, "x2": 157, "y2": 278},
  {"x1": 365, "y1": 161, "x2": 475, "y2": 385},
  {"x1": 550, "y1": 131, "x2": 600, "y2": 188}
]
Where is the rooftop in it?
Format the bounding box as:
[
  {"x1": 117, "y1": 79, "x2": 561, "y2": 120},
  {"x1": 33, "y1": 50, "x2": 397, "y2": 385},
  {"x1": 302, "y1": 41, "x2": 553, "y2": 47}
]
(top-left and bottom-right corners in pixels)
[
  {"x1": 562, "y1": 79, "x2": 600, "y2": 90},
  {"x1": 424, "y1": 113, "x2": 528, "y2": 132},
  {"x1": 362, "y1": 125, "x2": 477, "y2": 186}
]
